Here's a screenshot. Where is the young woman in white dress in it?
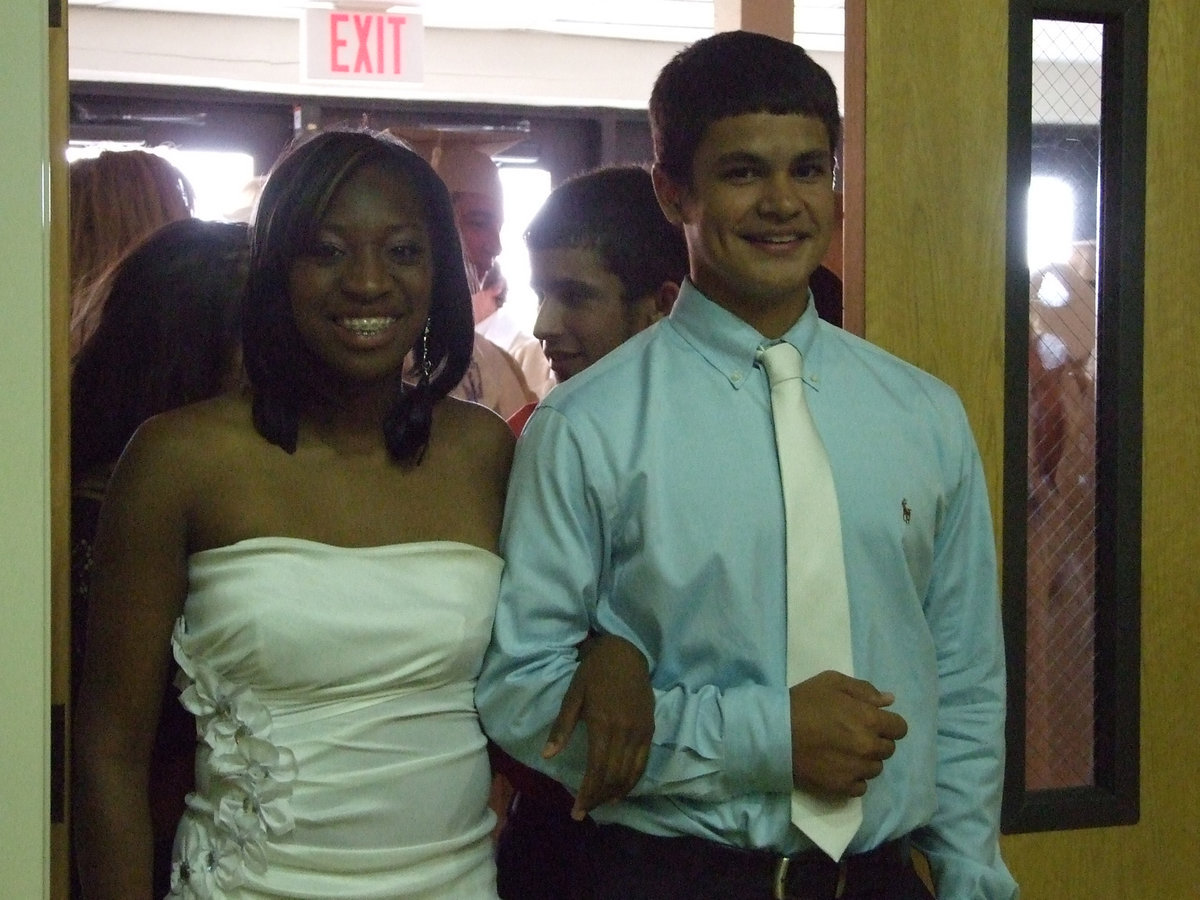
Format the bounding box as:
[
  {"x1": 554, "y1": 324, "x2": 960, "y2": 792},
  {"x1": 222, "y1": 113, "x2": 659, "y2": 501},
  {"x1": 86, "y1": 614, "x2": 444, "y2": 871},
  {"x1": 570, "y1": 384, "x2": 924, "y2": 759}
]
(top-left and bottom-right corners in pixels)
[{"x1": 74, "y1": 129, "x2": 515, "y2": 899}]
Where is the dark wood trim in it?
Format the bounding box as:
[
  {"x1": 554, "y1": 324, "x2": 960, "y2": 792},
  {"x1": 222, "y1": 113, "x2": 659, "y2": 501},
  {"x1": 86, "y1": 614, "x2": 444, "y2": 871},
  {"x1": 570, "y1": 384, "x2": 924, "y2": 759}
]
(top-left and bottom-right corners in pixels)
[
  {"x1": 1001, "y1": 0, "x2": 1146, "y2": 834},
  {"x1": 841, "y1": 0, "x2": 866, "y2": 337},
  {"x1": 68, "y1": 81, "x2": 653, "y2": 182}
]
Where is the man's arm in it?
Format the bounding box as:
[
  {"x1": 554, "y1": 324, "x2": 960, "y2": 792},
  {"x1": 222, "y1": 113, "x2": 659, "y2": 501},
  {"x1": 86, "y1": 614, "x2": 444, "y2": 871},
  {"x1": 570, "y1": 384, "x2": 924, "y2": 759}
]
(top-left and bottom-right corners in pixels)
[
  {"x1": 476, "y1": 406, "x2": 794, "y2": 805},
  {"x1": 912, "y1": 401, "x2": 1018, "y2": 899}
]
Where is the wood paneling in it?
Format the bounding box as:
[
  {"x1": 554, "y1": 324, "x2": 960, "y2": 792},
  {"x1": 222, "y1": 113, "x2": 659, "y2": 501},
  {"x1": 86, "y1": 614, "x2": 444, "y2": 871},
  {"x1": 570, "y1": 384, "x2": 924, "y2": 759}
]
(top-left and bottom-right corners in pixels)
[
  {"x1": 862, "y1": 0, "x2": 1009, "y2": 495},
  {"x1": 1135, "y1": 0, "x2": 1200, "y2": 888},
  {"x1": 1004, "y1": 1, "x2": 1200, "y2": 894},
  {"x1": 863, "y1": 0, "x2": 1200, "y2": 895}
]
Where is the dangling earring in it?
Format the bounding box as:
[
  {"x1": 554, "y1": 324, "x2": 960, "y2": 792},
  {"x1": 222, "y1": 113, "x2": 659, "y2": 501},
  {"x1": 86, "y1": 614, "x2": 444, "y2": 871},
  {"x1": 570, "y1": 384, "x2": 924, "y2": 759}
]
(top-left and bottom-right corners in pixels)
[{"x1": 418, "y1": 318, "x2": 432, "y2": 385}]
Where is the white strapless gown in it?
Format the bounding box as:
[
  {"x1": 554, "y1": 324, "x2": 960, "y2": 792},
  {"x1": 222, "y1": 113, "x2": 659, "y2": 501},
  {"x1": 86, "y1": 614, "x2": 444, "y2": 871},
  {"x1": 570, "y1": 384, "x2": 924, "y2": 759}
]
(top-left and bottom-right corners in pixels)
[{"x1": 166, "y1": 538, "x2": 502, "y2": 899}]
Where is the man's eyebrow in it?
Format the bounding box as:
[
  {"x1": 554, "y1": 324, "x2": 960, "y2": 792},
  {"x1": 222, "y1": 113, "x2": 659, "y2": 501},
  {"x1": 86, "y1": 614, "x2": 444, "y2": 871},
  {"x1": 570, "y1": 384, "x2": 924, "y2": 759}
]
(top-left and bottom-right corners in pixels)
[
  {"x1": 713, "y1": 150, "x2": 764, "y2": 165},
  {"x1": 711, "y1": 148, "x2": 830, "y2": 166},
  {"x1": 534, "y1": 275, "x2": 597, "y2": 293},
  {"x1": 539, "y1": 275, "x2": 589, "y2": 288},
  {"x1": 795, "y1": 149, "x2": 830, "y2": 162}
]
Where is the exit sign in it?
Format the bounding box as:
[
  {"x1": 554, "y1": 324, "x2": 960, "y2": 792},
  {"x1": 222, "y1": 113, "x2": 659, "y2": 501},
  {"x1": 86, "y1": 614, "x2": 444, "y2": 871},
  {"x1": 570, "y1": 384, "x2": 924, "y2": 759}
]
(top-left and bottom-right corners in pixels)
[{"x1": 303, "y1": 8, "x2": 425, "y2": 83}]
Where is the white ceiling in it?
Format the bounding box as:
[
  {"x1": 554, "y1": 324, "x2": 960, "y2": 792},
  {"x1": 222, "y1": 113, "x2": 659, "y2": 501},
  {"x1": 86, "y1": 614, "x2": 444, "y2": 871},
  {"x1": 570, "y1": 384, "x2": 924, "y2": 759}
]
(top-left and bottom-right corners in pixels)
[{"x1": 67, "y1": 0, "x2": 848, "y2": 50}]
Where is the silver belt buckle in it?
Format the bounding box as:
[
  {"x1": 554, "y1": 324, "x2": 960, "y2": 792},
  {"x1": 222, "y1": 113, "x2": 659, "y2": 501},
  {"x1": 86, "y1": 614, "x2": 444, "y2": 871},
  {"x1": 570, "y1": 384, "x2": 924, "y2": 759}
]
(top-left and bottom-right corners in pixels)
[
  {"x1": 834, "y1": 858, "x2": 848, "y2": 898},
  {"x1": 772, "y1": 854, "x2": 792, "y2": 900},
  {"x1": 772, "y1": 854, "x2": 849, "y2": 900}
]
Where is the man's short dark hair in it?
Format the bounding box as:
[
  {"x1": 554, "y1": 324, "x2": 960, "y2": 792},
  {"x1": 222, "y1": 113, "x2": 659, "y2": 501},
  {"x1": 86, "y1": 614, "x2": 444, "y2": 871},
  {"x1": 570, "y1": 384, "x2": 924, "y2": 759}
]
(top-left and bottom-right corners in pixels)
[
  {"x1": 649, "y1": 30, "x2": 842, "y2": 185},
  {"x1": 524, "y1": 165, "x2": 689, "y2": 303}
]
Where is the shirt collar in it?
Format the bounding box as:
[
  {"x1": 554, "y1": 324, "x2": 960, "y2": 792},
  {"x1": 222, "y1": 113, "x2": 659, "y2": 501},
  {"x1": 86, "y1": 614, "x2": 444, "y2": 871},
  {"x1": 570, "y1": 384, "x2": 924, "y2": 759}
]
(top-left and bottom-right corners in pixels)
[{"x1": 668, "y1": 279, "x2": 823, "y2": 391}]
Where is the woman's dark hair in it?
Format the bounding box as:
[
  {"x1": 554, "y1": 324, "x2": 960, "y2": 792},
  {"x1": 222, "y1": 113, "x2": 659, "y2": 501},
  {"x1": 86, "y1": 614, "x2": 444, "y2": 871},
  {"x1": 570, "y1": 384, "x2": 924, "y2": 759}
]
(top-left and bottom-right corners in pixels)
[
  {"x1": 243, "y1": 127, "x2": 474, "y2": 464},
  {"x1": 524, "y1": 165, "x2": 689, "y2": 303},
  {"x1": 649, "y1": 30, "x2": 842, "y2": 185},
  {"x1": 70, "y1": 218, "x2": 248, "y2": 477}
]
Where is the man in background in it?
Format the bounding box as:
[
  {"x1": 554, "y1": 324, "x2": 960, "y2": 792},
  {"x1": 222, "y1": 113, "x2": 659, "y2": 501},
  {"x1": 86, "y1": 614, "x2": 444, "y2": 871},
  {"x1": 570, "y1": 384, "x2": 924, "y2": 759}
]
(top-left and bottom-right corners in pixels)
[
  {"x1": 432, "y1": 143, "x2": 506, "y2": 290},
  {"x1": 475, "y1": 262, "x2": 556, "y2": 399},
  {"x1": 429, "y1": 143, "x2": 535, "y2": 417},
  {"x1": 507, "y1": 164, "x2": 688, "y2": 434}
]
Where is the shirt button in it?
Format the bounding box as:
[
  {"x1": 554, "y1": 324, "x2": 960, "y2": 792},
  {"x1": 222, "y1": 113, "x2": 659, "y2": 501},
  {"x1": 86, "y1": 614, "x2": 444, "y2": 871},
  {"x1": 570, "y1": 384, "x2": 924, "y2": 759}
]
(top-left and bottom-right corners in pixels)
[{"x1": 731, "y1": 371, "x2": 743, "y2": 383}]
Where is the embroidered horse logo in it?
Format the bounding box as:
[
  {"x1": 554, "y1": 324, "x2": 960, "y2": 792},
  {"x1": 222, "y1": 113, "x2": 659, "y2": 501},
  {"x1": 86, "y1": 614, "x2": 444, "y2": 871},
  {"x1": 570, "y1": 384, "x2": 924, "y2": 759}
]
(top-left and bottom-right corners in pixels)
[{"x1": 902, "y1": 499, "x2": 911, "y2": 524}]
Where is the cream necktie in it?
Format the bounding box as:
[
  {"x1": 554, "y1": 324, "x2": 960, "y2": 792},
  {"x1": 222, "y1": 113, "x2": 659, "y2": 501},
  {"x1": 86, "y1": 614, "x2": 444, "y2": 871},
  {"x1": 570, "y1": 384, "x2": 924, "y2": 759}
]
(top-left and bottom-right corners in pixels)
[{"x1": 757, "y1": 341, "x2": 862, "y2": 860}]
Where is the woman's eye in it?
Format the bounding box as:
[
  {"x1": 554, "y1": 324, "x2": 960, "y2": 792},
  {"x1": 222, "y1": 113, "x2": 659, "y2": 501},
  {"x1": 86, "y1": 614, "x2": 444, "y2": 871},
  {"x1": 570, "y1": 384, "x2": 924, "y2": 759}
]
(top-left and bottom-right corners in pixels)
[
  {"x1": 306, "y1": 241, "x2": 343, "y2": 260},
  {"x1": 389, "y1": 243, "x2": 425, "y2": 263}
]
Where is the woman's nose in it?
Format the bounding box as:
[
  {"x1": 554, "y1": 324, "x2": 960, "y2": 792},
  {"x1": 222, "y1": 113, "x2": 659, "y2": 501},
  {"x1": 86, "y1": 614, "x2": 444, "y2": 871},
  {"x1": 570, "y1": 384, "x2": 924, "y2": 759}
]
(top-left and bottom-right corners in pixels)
[{"x1": 341, "y1": 248, "x2": 390, "y2": 298}]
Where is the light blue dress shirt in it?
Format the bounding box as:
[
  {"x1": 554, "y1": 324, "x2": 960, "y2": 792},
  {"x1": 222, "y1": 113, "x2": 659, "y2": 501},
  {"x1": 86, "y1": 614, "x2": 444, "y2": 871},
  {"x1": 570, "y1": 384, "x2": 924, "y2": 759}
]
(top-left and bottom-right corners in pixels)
[{"x1": 477, "y1": 282, "x2": 1017, "y2": 898}]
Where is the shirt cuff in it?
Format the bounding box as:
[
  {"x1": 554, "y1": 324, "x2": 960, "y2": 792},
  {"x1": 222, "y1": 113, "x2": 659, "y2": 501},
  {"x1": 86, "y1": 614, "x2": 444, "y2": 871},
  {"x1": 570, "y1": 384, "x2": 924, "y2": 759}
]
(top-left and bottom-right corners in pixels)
[{"x1": 721, "y1": 684, "x2": 795, "y2": 794}]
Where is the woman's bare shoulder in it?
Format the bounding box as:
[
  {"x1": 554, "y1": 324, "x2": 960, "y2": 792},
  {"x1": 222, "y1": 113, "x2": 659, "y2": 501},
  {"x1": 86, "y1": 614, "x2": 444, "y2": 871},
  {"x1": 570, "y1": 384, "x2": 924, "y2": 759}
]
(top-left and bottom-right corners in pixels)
[
  {"x1": 432, "y1": 395, "x2": 515, "y2": 469},
  {"x1": 143, "y1": 391, "x2": 250, "y2": 433},
  {"x1": 120, "y1": 392, "x2": 258, "y2": 474},
  {"x1": 436, "y1": 395, "x2": 515, "y2": 445}
]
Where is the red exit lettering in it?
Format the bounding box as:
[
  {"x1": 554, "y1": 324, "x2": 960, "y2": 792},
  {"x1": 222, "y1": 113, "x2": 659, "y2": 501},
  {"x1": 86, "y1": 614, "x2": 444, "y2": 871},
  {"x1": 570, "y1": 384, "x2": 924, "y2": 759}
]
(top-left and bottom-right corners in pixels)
[{"x1": 329, "y1": 13, "x2": 408, "y2": 75}]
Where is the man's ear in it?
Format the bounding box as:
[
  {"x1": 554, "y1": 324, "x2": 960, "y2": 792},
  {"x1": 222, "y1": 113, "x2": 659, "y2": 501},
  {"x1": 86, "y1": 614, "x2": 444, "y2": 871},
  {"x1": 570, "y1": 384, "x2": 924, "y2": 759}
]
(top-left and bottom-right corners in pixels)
[
  {"x1": 654, "y1": 280, "x2": 680, "y2": 320},
  {"x1": 632, "y1": 281, "x2": 681, "y2": 331},
  {"x1": 651, "y1": 164, "x2": 686, "y2": 226}
]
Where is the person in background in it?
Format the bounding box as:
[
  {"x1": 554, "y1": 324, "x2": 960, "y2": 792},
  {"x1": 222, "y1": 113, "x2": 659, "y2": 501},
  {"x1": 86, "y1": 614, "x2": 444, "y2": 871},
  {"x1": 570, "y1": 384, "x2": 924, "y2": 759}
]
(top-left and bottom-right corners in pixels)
[
  {"x1": 448, "y1": 327, "x2": 538, "y2": 418},
  {"x1": 221, "y1": 174, "x2": 268, "y2": 224},
  {"x1": 490, "y1": 163, "x2": 687, "y2": 899},
  {"x1": 427, "y1": 142, "x2": 536, "y2": 418},
  {"x1": 477, "y1": 31, "x2": 1016, "y2": 900},
  {"x1": 809, "y1": 190, "x2": 845, "y2": 326},
  {"x1": 431, "y1": 143, "x2": 505, "y2": 291},
  {"x1": 69, "y1": 149, "x2": 195, "y2": 355},
  {"x1": 70, "y1": 217, "x2": 249, "y2": 898},
  {"x1": 507, "y1": 164, "x2": 687, "y2": 434},
  {"x1": 474, "y1": 262, "x2": 555, "y2": 400}
]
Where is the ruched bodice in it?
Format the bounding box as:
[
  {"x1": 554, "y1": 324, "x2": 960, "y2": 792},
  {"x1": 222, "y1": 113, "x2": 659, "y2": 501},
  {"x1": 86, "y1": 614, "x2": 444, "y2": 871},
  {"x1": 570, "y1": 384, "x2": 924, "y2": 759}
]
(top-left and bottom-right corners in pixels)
[{"x1": 167, "y1": 538, "x2": 502, "y2": 899}]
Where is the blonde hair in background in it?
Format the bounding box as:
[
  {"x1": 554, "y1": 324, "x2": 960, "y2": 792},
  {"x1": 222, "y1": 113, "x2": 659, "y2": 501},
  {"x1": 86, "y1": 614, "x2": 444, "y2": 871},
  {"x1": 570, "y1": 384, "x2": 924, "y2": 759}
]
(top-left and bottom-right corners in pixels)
[{"x1": 69, "y1": 149, "x2": 195, "y2": 354}]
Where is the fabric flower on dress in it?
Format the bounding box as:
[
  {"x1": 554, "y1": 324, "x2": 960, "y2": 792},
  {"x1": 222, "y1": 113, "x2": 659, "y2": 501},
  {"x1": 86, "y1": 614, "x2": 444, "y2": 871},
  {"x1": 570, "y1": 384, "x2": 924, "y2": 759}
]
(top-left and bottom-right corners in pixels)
[
  {"x1": 202, "y1": 785, "x2": 271, "y2": 877},
  {"x1": 169, "y1": 616, "x2": 297, "y2": 895},
  {"x1": 168, "y1": 815, "x2": 243, "y2": 898},
  {"x1": 174, "y1": 622, "x2": 272, "y2": 748},
  {"x1": 211, "y1": 735, "x2": 297, "y2": 836}
]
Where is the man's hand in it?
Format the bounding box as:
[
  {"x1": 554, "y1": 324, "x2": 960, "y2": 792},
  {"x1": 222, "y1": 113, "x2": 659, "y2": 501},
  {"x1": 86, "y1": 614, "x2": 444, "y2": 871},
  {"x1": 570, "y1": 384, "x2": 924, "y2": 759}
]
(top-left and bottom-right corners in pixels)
[
  {"x1": 543, "y1": 634, "x2": 655, "y2": 821},
  {"x1": 789, "y1": 670, "x2": 908, "y2": 799}
]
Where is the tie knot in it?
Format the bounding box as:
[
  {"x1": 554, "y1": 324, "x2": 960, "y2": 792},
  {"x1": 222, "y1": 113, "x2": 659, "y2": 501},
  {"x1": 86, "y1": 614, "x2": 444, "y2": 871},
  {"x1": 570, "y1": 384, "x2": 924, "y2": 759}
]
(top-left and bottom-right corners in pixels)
[{"x1": 757, "y1": 341, "x2": 804, "y2": 387}]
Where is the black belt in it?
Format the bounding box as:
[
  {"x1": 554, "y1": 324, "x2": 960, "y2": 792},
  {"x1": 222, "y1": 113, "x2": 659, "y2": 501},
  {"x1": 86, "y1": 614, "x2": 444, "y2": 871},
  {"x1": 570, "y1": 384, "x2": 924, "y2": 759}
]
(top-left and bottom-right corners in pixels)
[{"x1": 594, "y1": 823, "x2": 911, "y2": 900}]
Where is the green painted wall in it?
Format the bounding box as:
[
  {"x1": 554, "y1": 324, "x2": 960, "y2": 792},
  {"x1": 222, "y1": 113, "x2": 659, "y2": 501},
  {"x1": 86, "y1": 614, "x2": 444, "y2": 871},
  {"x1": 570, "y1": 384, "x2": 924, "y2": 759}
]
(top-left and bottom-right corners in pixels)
[{"x1": 0, "y1": 1, "x2": 52, "y2": 896}]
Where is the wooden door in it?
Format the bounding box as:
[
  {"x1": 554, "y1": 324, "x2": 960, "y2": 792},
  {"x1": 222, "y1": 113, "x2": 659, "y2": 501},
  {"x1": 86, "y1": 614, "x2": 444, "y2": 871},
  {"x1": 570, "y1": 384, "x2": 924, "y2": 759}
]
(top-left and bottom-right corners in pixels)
[{"x1": 858, "y1": 1, "x2": 1199, "y2": 895}]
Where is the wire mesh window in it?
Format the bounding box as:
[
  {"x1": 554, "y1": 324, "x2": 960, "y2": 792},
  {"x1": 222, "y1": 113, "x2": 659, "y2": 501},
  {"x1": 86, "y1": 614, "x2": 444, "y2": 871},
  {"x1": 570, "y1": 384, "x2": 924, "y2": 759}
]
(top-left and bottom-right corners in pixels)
[
  {"x1": 1025, "y1": 20, "x2": 1102, "y2": 791},
  {"x1": 1003, "y1": 0, "x2": 1145, "y2": 833}
]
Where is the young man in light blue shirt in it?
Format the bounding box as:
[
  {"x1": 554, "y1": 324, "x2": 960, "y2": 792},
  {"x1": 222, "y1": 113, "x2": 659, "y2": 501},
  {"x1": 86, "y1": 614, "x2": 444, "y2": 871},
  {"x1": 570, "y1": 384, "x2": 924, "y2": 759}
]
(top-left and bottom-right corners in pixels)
[{"x1": 477, "y1": 30, "x2": 1018, "y2": 900}]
